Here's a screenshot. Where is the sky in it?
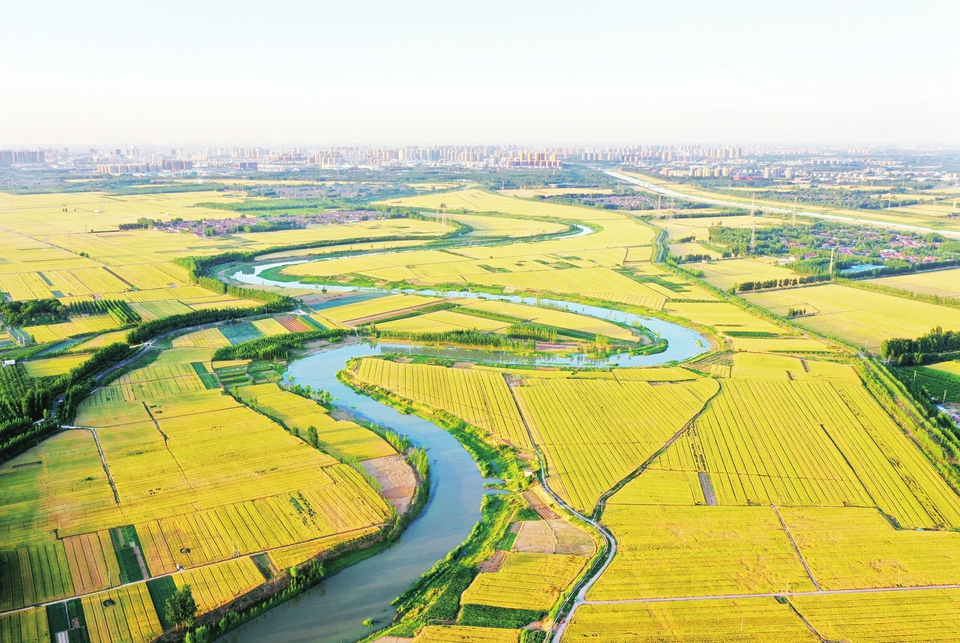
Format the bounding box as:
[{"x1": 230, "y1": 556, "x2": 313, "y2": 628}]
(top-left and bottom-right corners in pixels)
[{"x1": 2, "y1": 0, "x2": 959, "y2": 147}]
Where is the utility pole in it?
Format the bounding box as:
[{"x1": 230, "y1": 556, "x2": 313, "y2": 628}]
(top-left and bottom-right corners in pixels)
[
  {"x1": 829, "y1": 248, "x2": 835, "y2": 277},
  {"x1": 793, "y1": 195, "x2": 798, "y2": 224}
]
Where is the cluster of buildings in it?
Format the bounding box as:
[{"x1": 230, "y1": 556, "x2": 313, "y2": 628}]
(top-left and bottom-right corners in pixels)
[
  {"x1": 156, "y1": 210, "x2": 382, "y2": 237},
  {"x1": 1, "y1": 145, "x2": 958, "y2": 188},
  {"x1": 0, "y1": 150, "x2": 46, "y2": 164},
  {"x1": 96, "y1": 159, "x2": 194, "y2": 175}
]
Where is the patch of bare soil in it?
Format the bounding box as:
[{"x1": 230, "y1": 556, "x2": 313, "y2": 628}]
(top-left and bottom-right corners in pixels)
[
  {"x1": 362, "y1": 454, "x2": 416, "y2": 513},
  {"x1": 479, "y1": 549, "x2": 506, "y2": 572}
]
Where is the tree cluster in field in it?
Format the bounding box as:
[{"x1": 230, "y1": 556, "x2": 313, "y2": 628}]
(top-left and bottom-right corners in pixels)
[
  {"x1": 881, "y1": 326, "x2": 960, "y2": 365},
  {"x1": 505, "y1": 323, "x2": 558, "y2": 342},
  {"x1": 375, "y1": 328, "x2": 535, "y2": 351},
  {"x1": 678, "y1": 253, "x2": 713, "y2": 264},
  {"x1": 787, "y1": 308, "x2": 807, "y2": 318},
  {"x1": 1, "y1": 298, "x2": 142, "y2": 329},
  {"x1": 118, "y1": 217, "x2": 157, "y2": 230},
  {"x1": 0, "y1": 299, "x2": 68, "y2": 327},
  {"x1": 285, "y1": 383, "x2": 333, "y2": 406},
  {"x1": 211, "y1": 329, "x2": 345, "y2": 361},
  {"x1": 733, "y1": 274, "x2": 831, "y2": 293}
]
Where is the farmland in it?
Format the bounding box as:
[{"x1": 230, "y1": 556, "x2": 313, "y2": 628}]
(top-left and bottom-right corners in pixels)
[
  {"x1": 744, "y1": 283, "x2": 960, "y2": 348},
  {"x1": 2, "y1": 174, "x2": 960, "y2": 643}
]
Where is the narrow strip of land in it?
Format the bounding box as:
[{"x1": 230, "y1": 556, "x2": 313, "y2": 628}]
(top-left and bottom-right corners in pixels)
[
  {"x1": 582, "y1": 582, "x2": 960, "y2": 605},
  {"x1": 772, "y1": 504, "x2": 821, "y2": 591}
]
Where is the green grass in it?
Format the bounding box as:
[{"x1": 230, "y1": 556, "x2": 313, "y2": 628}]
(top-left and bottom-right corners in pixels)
[
  {"x1": 110, "y1": 525, "x2": 150, "y2": 583},
  {"x1": 220, "y1": 323, "x2": 265, "y2": 345},
  {"x1": 898, "y1": 364, "x2": 960, "y2": 404},
  {"x1": 458, "y1": 604, "x2": 544, "y2": 628},
  {"x1": 199, "y1": 373, "x2": 220, "y2": 389},
  {"x1": 146, "y1": 576, "x2": 178, "y2": 630}
]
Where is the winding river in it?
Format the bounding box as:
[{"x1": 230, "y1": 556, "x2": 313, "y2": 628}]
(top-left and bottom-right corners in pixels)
[{"x1": 221, "y1": 254, "x2": 709, "y2": 643}]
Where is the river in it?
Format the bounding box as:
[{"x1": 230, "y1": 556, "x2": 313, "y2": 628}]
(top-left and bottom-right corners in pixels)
[{"x1": 221, "y1": 255, "x2": 708, "y2": 643}]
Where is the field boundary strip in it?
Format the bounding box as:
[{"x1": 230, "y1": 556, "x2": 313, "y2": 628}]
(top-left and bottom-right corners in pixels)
[
  {"x1": 581, "y1": 581, "x2": 960, "y2": 605},
  {"x1": 772, "y1": 505, "x2": 821, "y2": 591}
]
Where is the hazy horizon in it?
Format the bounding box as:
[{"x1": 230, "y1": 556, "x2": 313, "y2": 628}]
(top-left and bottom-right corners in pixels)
[{"x1": 3, "y1": 0, "x2": 959, "y2": 147}]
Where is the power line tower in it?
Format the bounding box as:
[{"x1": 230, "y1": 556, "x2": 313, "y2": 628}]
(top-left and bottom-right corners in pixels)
[
  {"x1": 829, "y1": 248, "x2": 835, "y2": 277},
  {"x1": 793, "y1": 195, "x2": 798, "y2": 224}
]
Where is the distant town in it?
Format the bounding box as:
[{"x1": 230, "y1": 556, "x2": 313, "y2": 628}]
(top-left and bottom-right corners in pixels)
[{"x1": 1, "y1": 145, "x2": 958, "y2": 187}]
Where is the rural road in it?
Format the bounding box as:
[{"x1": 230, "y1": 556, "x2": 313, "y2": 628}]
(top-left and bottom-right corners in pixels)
[{"x1": 606, "y1": 170, "x2": 960, "y2": 239}]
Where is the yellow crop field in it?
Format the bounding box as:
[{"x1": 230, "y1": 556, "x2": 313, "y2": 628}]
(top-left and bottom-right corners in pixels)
[
  {"x1": 22, "y1": 353, "x2": 89, "y2": 377},
  {"x1": 868, "y1": 267, "x2": 960, "y2": 298},
  {"x1": 745, "y1": 283, "x2": 960, "y2": 349},
  {"x1": 664, "y1": 300, "x2": 784, "y2": 335},
  {"x1": 413, "y1": 625, "x2": 520, "y2": 643},
  {"x1": 252, "y1": 317, "x2": 291, "y2": 337},
  {"x1": 609, "y1": 468, "x2": 705, "y2": 505},
  {"x1": 782, "y1": 507, "x2": 960, "y2": 589},
  {"x1": 268, "y1": 527, "x2": 380, "y2": 571},
  {"x1": 172, "y1": 327, "x2": 230, "y2": 348},
  {"x1": 697, "y1": 258, "x2": 802, "y2": 291},
  {"x1": 669, "y1": 240, "x2": 723, "y2": 260},
  {"x1": 0, "y1": 542, "x2": 76, "y2": 610},
  {"x1": 81, "y1": 582, "x2": 163, "y2": 643},
  {"x1": 459, "y1": 300, "x2": 638, "y2": 342},
  {"x1": 236, "y1": 383, "x2": 396, "y2": 461},
  {"x1": 108, "y1": 262, "x2": 191, "y2": 290},
  {"x1": 500, "y1": 187, "x2": 615, "y2": 197},
  {"x1": 320, "y1": 293, "x2": 442, "y2": 324},
  {"x1": 730, "y1": 336, "x2": 835, "y2": 352},
  {"x1": 613, "y1": 366, "x2": 699, "y2": 381},
  {"x1": 650, "y1": 378, "x2": 960, "y2": 528},
  {"x1": 377, "y1": 310, "x2": 506, "y2": 334},
  {"x1": 461, "y1": 552, "x2": 586, "y2": 611},
  {"x1": 792, "y1": 588, "x2": 960, "y2": 642},
  {"x1": 0, "y1": 429, "x2": 121, "y2": 550},
  {"x1": 730, "y1": 353, "x2": 856, "y2": 380},
  {"x1": 588, "y1": 506, "x2": 814, "y2": 600},
  {"x1": 467, "y1": 267, "x2": 667, "y2": 308},
  {"x1": 0, "y1": 608, "x2": 49, "y2": 643},
  {"x1": 174, "y1": 556, "x2": 266, "y2": 612},
  {"x1": 26, "y1": 314, "x2": 121, "y2": 343},
  {"x1": 442, "y1": 212, "x2": 568, "y2": 237},
  {"x1": 565, "y1": 598, "x2": 819, "y2": 643},
  {"x1": 354, "y1": 359, "x2": 530, "y2": 447},
  {"x1": 62, "y1": 530, "x2": 121, "y2": 595},
  {"x1": 513, "y1": 377, "x2": 719, "y2": 511},
  {"x1": 68, "y1": 329, "x2": 132, "y2": 352},
  {"x1": 129, "y1": 300, "x2": 193, "y2": 320}
]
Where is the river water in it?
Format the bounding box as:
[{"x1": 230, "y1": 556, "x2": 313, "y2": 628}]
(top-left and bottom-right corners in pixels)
[{"x1": 221, "y1": 255, "x2": 708, "y2": 643}]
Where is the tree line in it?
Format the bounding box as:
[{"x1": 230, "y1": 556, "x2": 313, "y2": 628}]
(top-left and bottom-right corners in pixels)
[{"x1": 881, "y1": 326, "x2": 960, "y2": 365}]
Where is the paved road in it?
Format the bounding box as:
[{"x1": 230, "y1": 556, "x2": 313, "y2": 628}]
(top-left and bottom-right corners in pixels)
[{"x1": 606, "y1": 170, "x2": 960, "y2": 239}]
